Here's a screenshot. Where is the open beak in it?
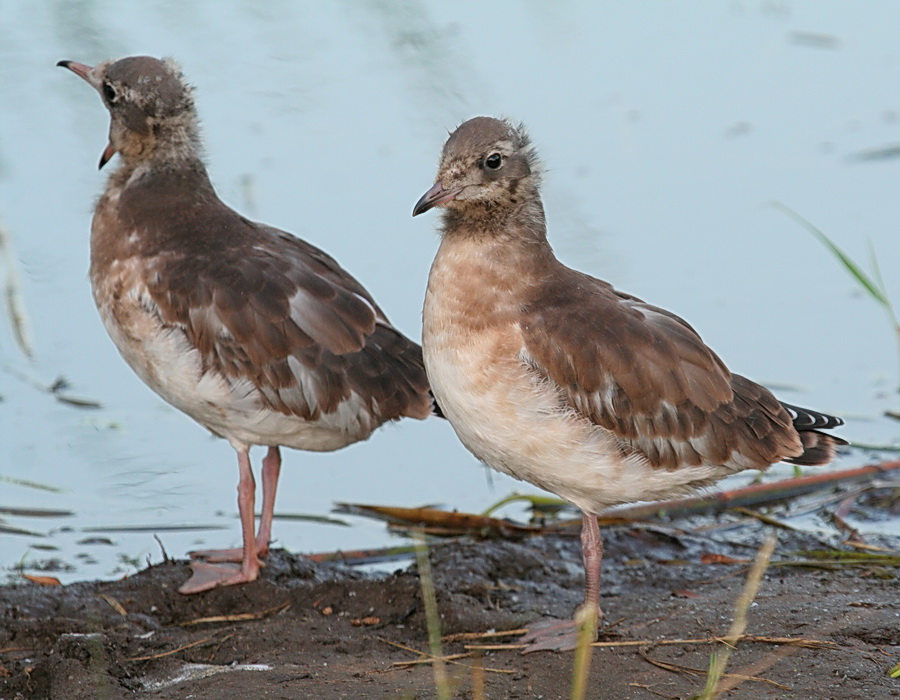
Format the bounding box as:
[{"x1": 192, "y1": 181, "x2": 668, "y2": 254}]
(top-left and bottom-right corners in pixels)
[
  {"x1": 412, "y1": 181, "x2": 462, "y2": 216},
  {"x1": 57, "y1": 60, "x2": 117, "y2": 170},
  {"x1": 98, "y1": 143, "x2": 117, "y2": 170}
]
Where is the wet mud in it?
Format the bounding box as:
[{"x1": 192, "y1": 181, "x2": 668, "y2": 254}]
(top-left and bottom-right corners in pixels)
[{"x1": 1, "y1": 522, "x2": 898, "y2": 699}]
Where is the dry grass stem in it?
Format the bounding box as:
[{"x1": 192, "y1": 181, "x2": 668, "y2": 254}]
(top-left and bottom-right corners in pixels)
[
  {"x1": 99, "y1": 594, "x2": 127, "y2": 616},
  {"x1": 443, "y1": 628, "x2": 528, "y2": 642},
  {"x1": 471, "y1": 649, "x2": 486, "y2": 700},
  {"x1": 414, "y1": 532, "x2": 451, "y2": 699},
  {"x1": 179, "y1": 601, "x2": 289, "y2": 626},
  {"x1": 464, "y1": 633, "x2": 834, "y2": 652},
  {"x1": 731, "y1": 507, "x2": 797, "y2": 530},
  {"x1": 570, "y1": 602, "x2": 598, "y2": 700},
  {"x1": 699, "y1": 534, "x2": 777, "y2": 698}
]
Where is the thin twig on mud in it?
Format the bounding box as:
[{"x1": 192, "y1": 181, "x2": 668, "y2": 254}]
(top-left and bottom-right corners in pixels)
[
  {"x1": 443, "y1": 629, "x2": 528, "y2": 642},
  {"x1": 638, "y1": 648, "x2": 790, "y2": 690},
  {"x1": 98, "y1": 594, "x2": 127, "y2": 616},
  {"x1": 464, "y1": 634, "x2": 835, "y2": 652},
  {"x1": 124, "y1": 634, "x2": 233, "y2": 662},
  {"x1": 381, "y1": 638, "x2": 514, "y2": 674},
  {"x1": 730, "y1": 507, "x2": 798, "y2": 531},
  {"x1": 627, "y1": 681, "x2": 681, "y2": 699},
  {"x1": 179, "y1": 601, "x2": 289, "y2": 626}
]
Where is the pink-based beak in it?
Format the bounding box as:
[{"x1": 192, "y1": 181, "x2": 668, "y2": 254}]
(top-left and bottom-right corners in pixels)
[
  {"x1": 57, "y1": 60, "x2": 95, "y2": 82},
  {"x1": 57, "y1": 59, "x2": 118, "y2": 170},
  {"x1": 412, "y1": 181, "x2": 462, "y2": 216}
]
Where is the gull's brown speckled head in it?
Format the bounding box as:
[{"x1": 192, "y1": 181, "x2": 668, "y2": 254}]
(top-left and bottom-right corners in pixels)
[
  {"x1": 58, "y1": 56, "x2": 200, "y2": 169},
  {"x1": 413, "y1": 116, "x2": 542, "y2": 218}
]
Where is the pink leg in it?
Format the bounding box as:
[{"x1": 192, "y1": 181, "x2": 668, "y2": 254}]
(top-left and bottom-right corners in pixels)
[
  {"x1": 188, "y1": 447, "x2": 283, "y2": 563},
  {"x1": 179, "y1": 448, "x2": 263, "y2": 594},
  {"x1": 580, "y1": 511, "x2": 604, "y2": 617},
  {"x1": 254, "y1": 446, "x2": 282, "y2": 556},
  {"x1": 521, "y1": 510, "x2": 603, "y2": 652}
]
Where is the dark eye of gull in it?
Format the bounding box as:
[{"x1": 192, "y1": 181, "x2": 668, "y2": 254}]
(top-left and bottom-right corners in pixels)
[
  {"x1": 103, "y1": 81, "x2": 118, "y2": 103},
  {"x1": 484, "y1": 153, "x2": 502, "y2": 169}
]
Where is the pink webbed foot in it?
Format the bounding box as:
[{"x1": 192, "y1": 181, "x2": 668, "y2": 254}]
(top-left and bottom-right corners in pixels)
[
  {"x1": 520, "y1": 603, "x2": 602, "y2": 653},
  {"x1": 179, "y1": 445, "x2": 281, "y2": 594},
  {"x1": 178, "y1": 559, "x2": 261, "y2": 594},
  {"x1": 188, "y1": 543, "x2": 269, "y2": 564}
]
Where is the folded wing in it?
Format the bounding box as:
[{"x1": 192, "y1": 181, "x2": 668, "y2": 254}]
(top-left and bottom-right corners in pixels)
[{"x1": 519, "y1": 269, "x2": 808, "y2": 471}]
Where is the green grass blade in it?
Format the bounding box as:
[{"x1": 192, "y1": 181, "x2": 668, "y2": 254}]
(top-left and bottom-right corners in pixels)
[
  {"x1": 481, "y1": 492, "x2": 567, "y2": 517},
  {"x1": 867, "y1": 239, "x2": 900, "y2": 333},
  {"x1": 771, "y1": 202, "x2": 891, "y2": 308}
]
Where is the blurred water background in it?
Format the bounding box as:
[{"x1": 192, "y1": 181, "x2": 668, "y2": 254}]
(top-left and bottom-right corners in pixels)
[{"x1": 1, "y1": 1, "x2": 898, "y2": 583}]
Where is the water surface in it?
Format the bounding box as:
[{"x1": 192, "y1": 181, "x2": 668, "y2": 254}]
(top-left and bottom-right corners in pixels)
[{"x1": 2, "y1": 2, "x2": 898, "y2": 583}]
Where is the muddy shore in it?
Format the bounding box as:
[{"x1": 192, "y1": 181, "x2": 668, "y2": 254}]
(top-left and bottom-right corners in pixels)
[{"x1": 1, "y1": 520, "x2": 898, "y2": 699}]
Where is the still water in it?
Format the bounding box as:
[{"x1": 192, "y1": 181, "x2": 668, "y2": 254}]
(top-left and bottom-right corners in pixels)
[{"x1": 2, "y1": 2, "x2": 898, "y2": 583}]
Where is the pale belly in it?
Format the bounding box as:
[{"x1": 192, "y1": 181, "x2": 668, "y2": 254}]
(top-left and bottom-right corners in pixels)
[
  {"x1": 92, "y1": 281, "x2": 372, "y2": 454},
  {"x1": 423, "y1": 323, "x2": 730, "y2": 513}
]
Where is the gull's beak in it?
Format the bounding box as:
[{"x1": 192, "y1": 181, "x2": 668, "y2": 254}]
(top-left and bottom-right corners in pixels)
[
  {"x1": 98, "y1": 143, "x2": 117, "y2": 170},
  {"x1": 57, "y1": 60, "x2": 117, "y2": 170},
  {"x1": 413, "y1": 181, "x2": 462, "y2": 216},
  {"x1": 57, "y1": 60, "x2": 95, "y2": 83}
]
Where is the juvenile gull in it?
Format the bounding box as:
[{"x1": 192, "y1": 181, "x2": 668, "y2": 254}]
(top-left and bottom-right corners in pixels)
[
  {"x1": 58, "y1": 56, "x2": 435, "y2": 593},
  {"x1": 413, "y1": 116, "x2": 846, "y2": 651}
]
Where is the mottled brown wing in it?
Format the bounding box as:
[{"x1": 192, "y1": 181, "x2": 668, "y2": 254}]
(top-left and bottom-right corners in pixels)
[
  {"x1": 143, "y1": 211, "x2": 432, "y2": 423},
  {"x1": 519, "y1": 269, "x2": 801, "y2": 470}
]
